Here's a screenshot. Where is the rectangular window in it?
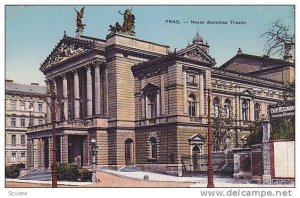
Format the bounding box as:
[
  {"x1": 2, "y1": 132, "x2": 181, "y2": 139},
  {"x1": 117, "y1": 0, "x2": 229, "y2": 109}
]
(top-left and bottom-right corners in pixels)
[
  {"x1": 11, "y1": 101, "x2": 16, "y2": 110},
  {"x1": 21, "y1": 152, "x2": 26, "y2": 161},
  {"x1": 38, "y1": 119, "x2": 43, "y2": 125},
  {"x1": 11, "y1": 135, "x2": 16, "y2": 146},
  {"x1": 38, "y1": 103, "x2": 43, "y2": 112},
  {"x1": 29, "y1": 102, "x2": 34, "y2": 111},
  {"x1": 21, "y1": 135, "x2": 26, "y2": 146},
  {"x1": 29, "y1": 118, "x2": 34, "y2": 127},
  {"x1": 20, "y1": 118, "x2": 25, "y2": 127},
  {"x1": 20, "y1": 102, "x2": 25, "y2": 111},
  {"x1": 11, "y1": 152, "x2": 16, "y2": 162},
  {"x1": 11, "y1": 117, "x2": 16, "y2": 127}
]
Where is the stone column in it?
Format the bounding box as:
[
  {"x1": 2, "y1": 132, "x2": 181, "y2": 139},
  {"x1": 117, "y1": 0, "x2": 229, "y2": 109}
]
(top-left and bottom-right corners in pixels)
[
  {"x1": 199, "y1": 72, "x2": 204, "y2": 116},
  {"x1": 183, "y1": 67, "x2": 187, "y2": 114},
  {"x1": 62, "y1": 74, "x2": 68, "y2": 121},
  {"x1": 73, "y1": 70, "x2": 80, "y2": 120},
  {"x1": 40, "y1": 139, "x2": 44, "y2": 169},
  {"x1": 60, "y1": 135, "x2": 68, "y2": 163},
  {"x1": 157, "y1": 91, "x2": 160, "y2": 116},
  {"x1": 33, "y1": 139, "x2": 38, "y2": 168},
  {"x1": 26, "y1": 139, "x2": 32, "y2": 169},
  {"x1": 262, "y1": 119, "x2": 271, "y2": 184},
  {"x1": 250, "y1": 100, "x2": 254, "y2": 121},
  {"x1": 94, "y1": 65, "x2": 101, "y2": 116},
  {"x1": 141, "y1": 95, "x2": 145, "y2": 118},
  {"x1": 160, "y1": 74, "x2": 165, "y2": 115},
  {"x1": 145, "y1": 96, "x2": 149, "y2": 119},
  {"x1": 86, "y1": 66, "x2": 93, "y2": 117}
]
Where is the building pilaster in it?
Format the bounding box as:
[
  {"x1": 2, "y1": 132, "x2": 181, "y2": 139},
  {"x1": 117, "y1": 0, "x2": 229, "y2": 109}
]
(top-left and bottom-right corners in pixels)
[
  {"x1": 94, "y1": 64, "x2": 101, "y2": 116},
  {"x1": 73, "y1": 70, "x2": 80, "y2": 120},
  {"x1": 62, "y1": 74, "x2": 68, "y2": 121},
  {"x1": 86, "y1": 66, "x2": 93, "y2": 118},
  {"x1": 199, "y1": 72, "x2": 204, "y2": 116}
]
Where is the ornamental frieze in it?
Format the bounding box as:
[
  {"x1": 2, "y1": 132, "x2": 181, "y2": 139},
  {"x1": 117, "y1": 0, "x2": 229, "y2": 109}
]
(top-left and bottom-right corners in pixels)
[
  {"x1": 44, "y1": 42, "x2": 86, "y2": 68},
  {"x1": 182, "y1": 49, "x2": 210, "y2": 62}
]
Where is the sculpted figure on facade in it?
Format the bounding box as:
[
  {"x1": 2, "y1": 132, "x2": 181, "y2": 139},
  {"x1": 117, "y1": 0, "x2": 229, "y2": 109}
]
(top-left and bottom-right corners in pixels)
[
  {"x1": 108, "y1": 8, "x2": 135, "y2": 36},
  {"x1": 74, "y1": 6, "x2": 86, "y2": 32}
]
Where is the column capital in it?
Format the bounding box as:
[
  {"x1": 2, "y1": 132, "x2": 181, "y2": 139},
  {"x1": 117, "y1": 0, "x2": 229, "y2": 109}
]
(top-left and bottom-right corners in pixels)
[
  {"x1": 85, "y1": 64, "x2": 91, "y2": 71},
  {"x1": 72, "y1": 69, "x2": 78, "y2": 75},
  {"x1": 60, "y1": 73, "x2": 67, "y2": 79}
]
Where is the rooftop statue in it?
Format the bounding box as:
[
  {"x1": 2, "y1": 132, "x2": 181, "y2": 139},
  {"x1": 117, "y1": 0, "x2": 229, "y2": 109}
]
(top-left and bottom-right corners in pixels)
[
  {"x1": 74, "y1": 6, "x2": 86, "y2": 33},
  {"x1": 108, "y1": 8, "x2": 135, "y2": 36}
]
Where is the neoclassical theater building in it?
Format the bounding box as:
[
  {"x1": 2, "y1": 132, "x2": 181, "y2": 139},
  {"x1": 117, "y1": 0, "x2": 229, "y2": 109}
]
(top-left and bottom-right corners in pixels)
[{"x1": 26, "y1": 9, "x2": 294, "y2": 175}]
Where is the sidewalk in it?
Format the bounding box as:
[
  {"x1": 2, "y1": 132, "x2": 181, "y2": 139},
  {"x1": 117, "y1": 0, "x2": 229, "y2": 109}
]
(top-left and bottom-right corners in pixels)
[{"x1": 6, "y1": 178, "x2": 91, "y2": 186}]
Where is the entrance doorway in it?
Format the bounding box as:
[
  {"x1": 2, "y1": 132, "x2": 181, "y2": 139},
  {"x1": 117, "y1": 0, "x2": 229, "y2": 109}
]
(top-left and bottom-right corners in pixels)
[
  {"x1": 125, "y1": 139, "x2": 134, "y2": 165},
  {"x1": 192, "y1": 145, "x2": 201, "y2": 171},
  {"x1": 68, "y1": 135, "x2": 84, "y2": 166}
]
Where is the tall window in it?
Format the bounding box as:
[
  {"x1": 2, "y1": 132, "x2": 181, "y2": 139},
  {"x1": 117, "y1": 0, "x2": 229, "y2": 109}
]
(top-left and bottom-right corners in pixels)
[
  {"x1": 11, "y1": 101, "x2": 16, "y2": 110},
  {"x1": 20, "y1": 102, "x2": 25, "y2": 111},
  {"x1": 188, "y1": 94, "x2": 196, "y2": 117},
  {"x1": 11, "y1": 135, "x2": 16, "y2": 146},
  {"x1": 21, "y1": 152, "x2": 26, "y2": 161},
  {"x1": 11, "y1": 152, "x2": 16, "y2": 162},
  {"x1": 29, "y1": 118, "x2": 34, "y2": 127},
  {"x1": 147, "y1": 94, "x2": 157, "y2": 119},
  {"x1": 254, "y1": 103, "x2": 261, "y2": 120},
  {"x1": 11, "y1": 117, "x2": 16, "y2": 127},
  {"x1": 38, "y1": 119, "x2": 43, "y2": 125},
  {"x1": 21, "y1": 135, "x2": 26, "y2": 146},
  {"x1": 29, "y1": 102, "x2": 34, "y2": 112},
  {"x1": 20, "y1": 118, "x2": 25, "y2": 127},
  {"x1": 38, "y1": 103, "x2": 43, "y2": 112},
  {"x1": 224, "y1": 99, "x2": 231, "y2": 118},
  {"x1": 213, "y1": 97, "x2": 220, "y2": 117},
  {"x1": 150, "y1": 137, "x2": 157, "y2": 159},
  {"x1": 242, "y1": 100, "x2": 249, "y2": 121}
]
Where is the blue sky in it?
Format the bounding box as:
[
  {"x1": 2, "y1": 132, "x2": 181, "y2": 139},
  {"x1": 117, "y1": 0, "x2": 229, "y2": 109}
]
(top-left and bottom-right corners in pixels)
[{"x1": 5, "y1": 5, "x2": 294, "y2": 85}]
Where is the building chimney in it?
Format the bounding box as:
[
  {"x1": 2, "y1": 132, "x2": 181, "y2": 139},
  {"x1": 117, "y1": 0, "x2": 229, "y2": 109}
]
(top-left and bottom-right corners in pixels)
[
  {"x1": 263, "y1": 55, "x2": 269, "y2": 58},
  {"x1": 31, "y1": 83, "x2": 39, "y2": 86}
]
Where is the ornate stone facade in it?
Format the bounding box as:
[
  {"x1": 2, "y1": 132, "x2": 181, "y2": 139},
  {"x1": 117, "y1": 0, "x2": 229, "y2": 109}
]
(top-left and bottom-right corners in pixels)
[{"x1": 25, "y1": 30, "x2": 293, "y2": 175}]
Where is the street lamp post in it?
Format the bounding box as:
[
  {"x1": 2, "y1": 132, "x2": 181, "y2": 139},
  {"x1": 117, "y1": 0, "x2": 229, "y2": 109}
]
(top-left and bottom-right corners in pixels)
[
  {"x1": 90, "y1": 137, "x2": 98, "y2": 183},
  {"x1": 50, "y1": 82, "x2": 58, "y2": 188},
  {"x1": 207, "y1": 89, "x2": 215, "y2": 188}
]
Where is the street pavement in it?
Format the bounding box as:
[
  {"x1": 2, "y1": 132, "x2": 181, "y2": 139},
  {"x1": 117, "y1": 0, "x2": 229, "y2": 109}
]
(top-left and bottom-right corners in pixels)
[{"x1": 5, "y1": 169, "x2": 295, "y2": 188}]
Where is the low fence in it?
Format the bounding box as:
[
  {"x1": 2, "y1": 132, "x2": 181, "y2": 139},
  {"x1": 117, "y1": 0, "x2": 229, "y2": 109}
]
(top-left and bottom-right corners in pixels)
[{"x1": 181, "y1": 151, "x2": 233, "y2": 176}]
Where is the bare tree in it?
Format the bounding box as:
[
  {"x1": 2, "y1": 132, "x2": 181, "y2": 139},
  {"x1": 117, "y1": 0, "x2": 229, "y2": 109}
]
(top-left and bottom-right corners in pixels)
[{"x1": 261, "y1": 20, "x2": 295, "y2": 57}]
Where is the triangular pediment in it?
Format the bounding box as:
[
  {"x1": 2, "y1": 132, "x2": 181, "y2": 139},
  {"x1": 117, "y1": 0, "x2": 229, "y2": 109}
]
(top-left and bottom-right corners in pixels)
[
  {"x1": 188, "y1": 134, "x2": 206, "y2": 142},
  {"x1": 240, "y1": 89, "x2": 255, "y2": 97},
  {"x1": 176, "y1": 44, "x2": 216, "y2": 66},
  {"x1": 142, "y1": 83, "x2": 159, "y2": 92},
  {"x1": 40, "y1": 36, "x2": 92, "y2": 72}
]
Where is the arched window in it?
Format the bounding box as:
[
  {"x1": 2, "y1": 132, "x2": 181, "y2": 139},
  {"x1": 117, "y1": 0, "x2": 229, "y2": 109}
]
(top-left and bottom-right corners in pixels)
[
  {"x1": 254, "y1": 103, "x2": 261, "y2": 120},
  {"x1": 213, "y1": 97, "x2": 220, "y2": 117},
  {"x1": 242, "y1": 100, "x2": 249, "y2": 121},
  {"x1": 224, "y1": 99, "x2": 231, "y2": 118},
  {"x1": 150, "y1": 137, "x2": 157, "y2": 159},
  {"x1": 147, "y1": 94, "x2": 157, "y2": 119},
  {"x1": 188, "y1": 94, "x2": 196, "y2": 117}
]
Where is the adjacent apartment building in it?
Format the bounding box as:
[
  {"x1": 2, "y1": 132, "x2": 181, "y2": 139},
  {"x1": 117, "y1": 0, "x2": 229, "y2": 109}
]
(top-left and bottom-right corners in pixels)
[{"x1": 5, "y1": 80, "x2": 47, "y2": 166}]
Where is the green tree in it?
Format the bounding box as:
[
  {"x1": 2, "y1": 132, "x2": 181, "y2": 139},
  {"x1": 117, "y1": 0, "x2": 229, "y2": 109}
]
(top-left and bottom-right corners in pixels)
[{"x1": 212, "y1": 106, "x2": 235, "y2": 151}]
